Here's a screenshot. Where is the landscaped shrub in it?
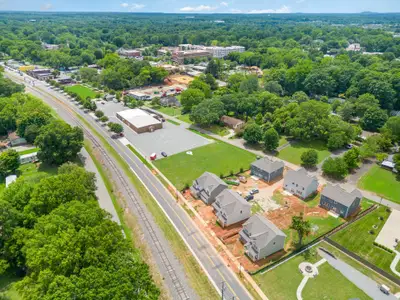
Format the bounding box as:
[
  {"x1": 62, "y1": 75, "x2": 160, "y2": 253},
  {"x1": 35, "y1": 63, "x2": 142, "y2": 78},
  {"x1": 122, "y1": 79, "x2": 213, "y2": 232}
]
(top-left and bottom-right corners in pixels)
[{"x1": 373, "y1": 242, "x2": 394, "y2": 254}]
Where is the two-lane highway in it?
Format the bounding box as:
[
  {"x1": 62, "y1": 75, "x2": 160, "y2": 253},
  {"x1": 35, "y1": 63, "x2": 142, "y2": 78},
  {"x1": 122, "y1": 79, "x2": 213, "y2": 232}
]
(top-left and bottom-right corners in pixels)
[{"x1": 6, "y1": 69, "x2": 253, "y2": 300}]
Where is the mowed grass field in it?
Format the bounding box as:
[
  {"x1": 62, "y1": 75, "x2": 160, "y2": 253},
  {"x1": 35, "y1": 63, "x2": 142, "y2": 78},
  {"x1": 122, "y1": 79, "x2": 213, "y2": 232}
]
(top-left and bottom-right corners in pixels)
[
  {"x1": 277, "y1": 140, "x2": 331, "y2": 165},
  {"x1": 154, "y1": 141, "x2": 257, "y2": 190},
  {"x1": 358, "y1": 165, "x2": 400, "y2": 204},
  {"x1": 332, "y1": 206, "x2": 397, "y2": 277},
  {"x1": 0, "y1": 273, "x2": 22, "y2": 300},
  {"x1": 65, "y1": 84, "x2": 97, "y2": 99},
  {"x1": 253, "y1": 244, "x2": 369, "y2": 300}
]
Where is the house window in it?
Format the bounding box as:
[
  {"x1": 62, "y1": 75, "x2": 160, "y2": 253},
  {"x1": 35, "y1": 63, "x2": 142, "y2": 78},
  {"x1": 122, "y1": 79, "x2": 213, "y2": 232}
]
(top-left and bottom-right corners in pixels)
[
  {"x1": 273, "y1": 242, "x2": 276, "y2": 245},
  {"x1": 302, "y1": 187, "x2": 304, "y2": 190},
  {"x1": 296, "y1": 184, "x2": 298, "y2": 187},
  {"x1": 240, "y1": 210, "x2": 242, "y2": 214}
]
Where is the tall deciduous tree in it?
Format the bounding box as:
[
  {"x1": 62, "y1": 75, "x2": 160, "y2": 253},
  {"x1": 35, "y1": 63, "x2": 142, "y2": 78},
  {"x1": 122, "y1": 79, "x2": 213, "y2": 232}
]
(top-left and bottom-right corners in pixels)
[
  {"x1": 180, "y1": 88, "x2": 205, "y2": 112},
  {"x1": 290, "y1": 213, "x2": 311, "y2": 246},
  {"x1": 263, "y1": 128, "x2": 279, "y2": 152},
  {"x1": 0, "y1": 149, "x2": 20, "y2": 176},
  {"x1": 35, "y1": 120, "x2": 84, "y2": 165},
  {"x1": 243, "y1": 123, "x2": 263, "y2": 144},
  {"x1": 300, "y1": 149, "x2": 318, "y2": 168}
]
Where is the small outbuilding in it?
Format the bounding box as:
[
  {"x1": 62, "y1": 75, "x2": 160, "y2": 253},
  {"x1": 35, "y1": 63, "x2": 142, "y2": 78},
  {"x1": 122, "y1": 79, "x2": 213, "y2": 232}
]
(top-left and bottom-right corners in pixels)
[
  {"x1": 8, "y1": 132, "x2": 27, "y2": 147},
  {"x1": 319, "y1": 184, "x2": 362, "y2": 218},
  {"x1": 19, "y1": 152, "x2": 38, "y2": 165},
  {"x1": 220, "y1": 116, "x2": 245, "y2": 132},
  {"x1": 240, "y1": 215, "x2": 286, "y2": 261},
  {"x1": 251, "y1": 157, "x2": 284, "y2": 183},
  {"x1": 190, "y1": 172, "x2": 227, "y2": 205},
  {"x1": 116, "y1": 109, "x2": 162, "y2": 134},
  {"x1": 283, "y1": 168, "x2": 319, "y2": 199},
  {"x1": 212, "y1": 189, "x2": 251, "y2": 227},
  {"x1": 160, "y1": 96, "x2": 181, "y2": 107},
  {"x1": 5, "y1": 175, "x2": 17, "y2": 187}
]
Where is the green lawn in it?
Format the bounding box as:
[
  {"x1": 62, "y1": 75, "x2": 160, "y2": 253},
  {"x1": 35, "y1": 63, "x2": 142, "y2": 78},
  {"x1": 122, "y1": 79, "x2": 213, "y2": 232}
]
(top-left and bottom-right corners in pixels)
[
  {"x1": 358, "y1": 165, "x2": 400, "y2": 204},
  {"x1": 278, "y1": 136, "x2": 288, "y2": 147},
  {"x1": 300, "y1": 215, "x2": 344, "y2": 246},
  {"x1": 17, "y1": 148, "x2": 38, "y2": 156},
  {"x1": 156, "y1": 106, "x2": 182, "y2": 117},
  {"x1": 0, "y1": 273, "x2": 22, "y2": 300},
  {"x1": 65, "y1": 84, "x2": 97, "y2": 99},
  {"x1": 201, "y1": 124, "x2": 229, "y2": 137},
  {"x1": 277, "y1": 140, "x2": 331, "y2": 165},
  {"x1": 332, "y1": 206, "x2": 398, "y2": 277},
  {"x1": 302, "y1": 262, "x2": 370, "y2": 300},
  {"x1": 177, "y1": 113, "x2": 193, "y2": 124},
  {"x1": 304, "y1": 193, "x2": 320, "y2": 208},
  {"x1": 154, "y1": 141, "x2": 257, "y2": 190},
  {"x1": 166, "y1": 119, "x2": 180, "y2": 126},
  {"x1": 253, "y1": 244, "x2": 369, "y2": 300}
]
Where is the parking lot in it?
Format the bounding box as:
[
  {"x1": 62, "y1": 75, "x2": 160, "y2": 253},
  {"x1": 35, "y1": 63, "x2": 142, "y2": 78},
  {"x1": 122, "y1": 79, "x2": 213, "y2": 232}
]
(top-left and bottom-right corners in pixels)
[{"x1": 98, "y1": 100, "x2": 212, "y2": 159}]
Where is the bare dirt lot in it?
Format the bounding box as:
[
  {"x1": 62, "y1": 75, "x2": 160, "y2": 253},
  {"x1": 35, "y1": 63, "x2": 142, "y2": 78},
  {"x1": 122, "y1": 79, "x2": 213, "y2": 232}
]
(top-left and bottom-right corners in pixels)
[{"x1": 167, "y1": 74, "x2": 194, "y2": 86}]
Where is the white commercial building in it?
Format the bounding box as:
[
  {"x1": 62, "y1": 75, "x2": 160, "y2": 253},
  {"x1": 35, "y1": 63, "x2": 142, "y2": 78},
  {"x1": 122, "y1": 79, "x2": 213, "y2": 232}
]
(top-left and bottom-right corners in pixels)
[
  {"x1": 204, "y1": 46, "x2": 245, "y2": 58},
  {"x1": 116, "y1": 109, "x2": 162, "y2": 134}
]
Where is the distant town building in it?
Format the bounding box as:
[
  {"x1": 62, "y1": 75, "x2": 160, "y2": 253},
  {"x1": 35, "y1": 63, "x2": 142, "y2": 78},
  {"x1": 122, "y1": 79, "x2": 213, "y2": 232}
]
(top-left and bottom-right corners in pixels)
[
  {"x1": 346, "y1": 43, "x2": 361, "y2": 51},
  {"x1": 127, "y1": 91, "x2": 152, "y2": 101},
  {"x1": 240, "y1": 215, "x2": 286, "y2": 261},
  {"x1": 117, "y1": 48, "x2": 141, "y2": 58},
  {"x1": 204, "y1": 46, "x2": 245, "y2": 59},
  {"x1": 173, "y1": 44, "x2": 245, "y2": 64},
  {"x1": 251, "y1": 158, "x2": 284, "y2": 183},
  {"x1": 8, "y1": 132, "x2": 27, "y2": 147},
  {"x1": 283, "y1": 168, "x2": 319, "y2": 199},
  {"x1": 190, "y1": 172, "x2": 227, "y2": 205},
  {"x1": 116, "y1": 109, "x2": 162, "y2": 134},
  {"x1": 27, "y1": 68, "x2": 53, "y2": 81},
  {"x1": 42, "y1": 43, "x2": 60, "y2": 50},
  {"x1": 320, "y1": 184, "x2": 362, "y2": 218},
  {"x1": 212, "y1": 189, "x2": 251, "y2": 227},
  {"x1": 220, "y1": 116, "x2": 245, "y2": 132}
]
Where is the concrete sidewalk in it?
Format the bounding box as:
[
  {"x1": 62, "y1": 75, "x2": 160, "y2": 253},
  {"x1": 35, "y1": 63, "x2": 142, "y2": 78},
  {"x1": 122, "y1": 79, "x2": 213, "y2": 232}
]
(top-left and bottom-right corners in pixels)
[{"x1": 79, "y1": 148, "x2": 121, "y2": 224}]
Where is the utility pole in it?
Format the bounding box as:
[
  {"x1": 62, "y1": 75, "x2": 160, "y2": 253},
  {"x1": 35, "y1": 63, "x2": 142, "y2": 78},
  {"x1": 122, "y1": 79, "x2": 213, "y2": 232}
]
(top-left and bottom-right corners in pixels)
[{"x1": 221, "y1": 281, "x2": 225, "y2": 300}]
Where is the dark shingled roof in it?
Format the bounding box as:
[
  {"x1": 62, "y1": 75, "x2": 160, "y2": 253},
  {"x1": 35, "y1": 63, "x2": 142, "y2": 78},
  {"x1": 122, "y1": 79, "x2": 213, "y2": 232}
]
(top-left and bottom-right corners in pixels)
[
  {"x1": 321, "y1": 184, "x2": 362, "y2": 208},
  {"x1": 251, "y1": 157, "x2": 284, "y2": 174}
]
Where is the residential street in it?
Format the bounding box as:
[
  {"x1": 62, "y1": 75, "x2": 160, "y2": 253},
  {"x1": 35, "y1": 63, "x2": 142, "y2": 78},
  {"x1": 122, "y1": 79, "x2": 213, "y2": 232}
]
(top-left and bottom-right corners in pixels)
[
  {"x1": 318, "y1": 249, "x2": 398, "y2": 300},
  {"x1": 6, "y1": 70, "x2": 252, "y2": 300}
]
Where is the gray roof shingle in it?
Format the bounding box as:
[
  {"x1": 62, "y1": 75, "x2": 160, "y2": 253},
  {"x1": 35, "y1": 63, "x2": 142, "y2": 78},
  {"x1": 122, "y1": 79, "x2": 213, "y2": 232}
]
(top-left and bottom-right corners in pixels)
[
  {"x1": 215, "y1": 189, "x2": 250, "y2": 216},
  {"x1": 285, "y1": 168, "x2": 318, "y2": 188},
  {"x1": 321, "y1": 184, "x2": 362, "y2": 208},
  {"x1": 243, "y1": 215, "x2": 286, "y2": 249},
  {"x1": 251, "y1": 157, "x2": 284, "y2": 174},
  {"x1": 195, "y1": 172, "x2": 227, "y2": 194}
]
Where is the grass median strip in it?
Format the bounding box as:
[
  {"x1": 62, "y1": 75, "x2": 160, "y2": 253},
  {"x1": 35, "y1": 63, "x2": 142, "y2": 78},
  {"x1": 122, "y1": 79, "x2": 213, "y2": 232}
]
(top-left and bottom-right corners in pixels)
[{"x1": 76, "y1": 114, "x2": 220, "y2": 299}]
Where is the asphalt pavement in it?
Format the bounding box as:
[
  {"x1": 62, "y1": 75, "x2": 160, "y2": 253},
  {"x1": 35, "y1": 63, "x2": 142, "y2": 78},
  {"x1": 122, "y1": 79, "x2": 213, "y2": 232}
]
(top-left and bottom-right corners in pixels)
[
  {"x1": 318, "y1": 249, "x2": 397, "y2": 300},
  {"x1": 6, "y1": 70, "x2": 252, "y2": 300}
]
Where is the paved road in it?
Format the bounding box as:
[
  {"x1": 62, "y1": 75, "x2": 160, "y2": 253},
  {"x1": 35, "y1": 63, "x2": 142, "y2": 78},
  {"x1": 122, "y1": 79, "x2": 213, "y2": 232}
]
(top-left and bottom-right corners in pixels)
[
  {"x1": 6, "y1": 70, "x2": 252, "y2": 300},
  {"x1": 318, "y1": 249, "x2": 397, "y2": 300}
]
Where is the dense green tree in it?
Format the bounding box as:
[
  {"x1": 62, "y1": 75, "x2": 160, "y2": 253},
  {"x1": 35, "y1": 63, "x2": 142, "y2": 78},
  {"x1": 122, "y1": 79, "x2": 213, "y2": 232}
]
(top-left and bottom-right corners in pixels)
[
  {"x1": 190, "y1": 99, "x2": 225, "y2": 126},
  {"x1": 263, "y1": 128, "x2": 279, "y2": 152},
  {"x1": 239, "y1": 76, "x2": 259, "y2": 94},
  {"x1": 343, "y1": 147, "x2": 360, "y2": 170},
  {"x1": 382, "y1": 116, "x2": 400, "y2": 143},
  {"x1": 300, "y1": 150, "x2": 318, "y2": 168},
  {"x1": 360, "y1": 107, "x2": 388, "y2": 132},
  {"x1": 322, "y1": 157, "x2": 348, "y2": 179},
  {"x1": 189, "y1": 79, "x2": 212, "y2": 98},
  {"x1": 205, "y1": 59, "x2": 220, "y2": 78},
  {"x1": 180, "y1": 88, "x2": 205, "y2": 112},
  {"x1": 290, "y1": 213, "x2": 311, "y2": 246},
  {"x1": 264, "y1": 81, "x2": 283, "y2": 96},
  {"x1": 243, "y1": 123, "x2": 263, "y2": 144},
  {"x1": 35, "y1": 120, "x2": 84, "y2": 165},
  {"x1": 0, "y1": 150, "x2": 20, "y2": 176},
  {"x1": 108, "y1": 122, "x2": 124, "y2": 134}
]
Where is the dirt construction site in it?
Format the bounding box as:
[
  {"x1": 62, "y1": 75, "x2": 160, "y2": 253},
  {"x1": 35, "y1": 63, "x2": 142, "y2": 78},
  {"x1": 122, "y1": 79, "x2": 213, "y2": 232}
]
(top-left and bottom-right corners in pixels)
[
  {"x1": 166, "y1": 74, "x2": 194, "y2": 86},
  {"x1": 181, "y1": 174, "x2": 340, "y2": 272}
]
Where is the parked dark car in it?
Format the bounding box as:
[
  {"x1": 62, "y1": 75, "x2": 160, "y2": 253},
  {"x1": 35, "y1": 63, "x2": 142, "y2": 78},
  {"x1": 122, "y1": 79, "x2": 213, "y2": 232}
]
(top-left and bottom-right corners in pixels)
[
  {"x1": 345, "y1": 144, "x2": 353, "y2": 149},
  {"x1": 161, "y1": 151, "x2": 168, "y2": 157},
  {"x1": 250, "y1": 189, "x2": 259, "y2": 195},
  {"x1": 245, "y1": 195, "x2": 254, "y2": 201}
]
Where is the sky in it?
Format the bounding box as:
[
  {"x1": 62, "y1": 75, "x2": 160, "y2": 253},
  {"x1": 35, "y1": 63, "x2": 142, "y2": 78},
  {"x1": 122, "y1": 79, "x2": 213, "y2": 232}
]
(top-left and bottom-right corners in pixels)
[{"x1": 0, "y1": 0, "x2": 399, "y2": 14}]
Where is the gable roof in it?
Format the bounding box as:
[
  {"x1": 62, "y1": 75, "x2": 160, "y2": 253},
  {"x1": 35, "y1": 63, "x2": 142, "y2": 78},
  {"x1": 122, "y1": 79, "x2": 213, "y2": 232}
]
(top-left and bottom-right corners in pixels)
[
  {"x1": 243, "y1": 215, "x2": 286, "y2": 249},
  {"x1": 215, "y1": 189, "x2": 250, "y2": 216},
  {"x1": 251, "y1": 157, "x2": 284, "y2": 174},
  {"x1": 221, "y1": 115, "x2": 244, "y2": 127},
  {"x1": 322, "y1": 184, "x2": 362, "y2": 208},
  {"x1": 195, "y1": 172, "x2": 227, "y2": 194},
  {"x1": 285, "y1": 168, "x2": 318, "y2": 188}
]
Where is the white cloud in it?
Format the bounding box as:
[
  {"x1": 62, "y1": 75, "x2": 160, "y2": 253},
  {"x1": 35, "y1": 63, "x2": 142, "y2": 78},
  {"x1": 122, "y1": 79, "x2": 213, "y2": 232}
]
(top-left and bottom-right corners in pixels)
[
  {"x1": 248, "y1": 5, "x2": 291, "y2": 14},
  {"x1": 296, "y1": 0, "x2": 305, "y2": 3},
  {"x1": 230, "y1": 8, "x2": 242, "y2": 13},
  {"x1": 121, "y1": 3, "x2": 145, "y2": 11},
  {"x1": 220, "y1": 2, "x2": 229, "y2": 7},
  {"x1": 180, "y1": 5, "x2": 217, "y2": 12},
  {"x1": 40, "y1": 3, "x2": 53, "y2": 11}
]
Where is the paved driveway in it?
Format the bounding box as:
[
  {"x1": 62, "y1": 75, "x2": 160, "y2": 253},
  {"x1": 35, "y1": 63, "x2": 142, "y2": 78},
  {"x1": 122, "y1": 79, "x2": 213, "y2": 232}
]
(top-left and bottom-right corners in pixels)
[{"x1": 318, "y1": 249, "x2": 397, "y2": 300}]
